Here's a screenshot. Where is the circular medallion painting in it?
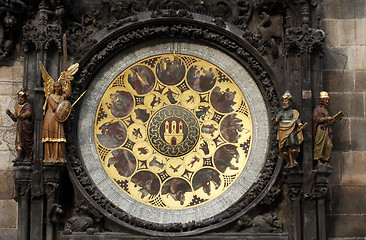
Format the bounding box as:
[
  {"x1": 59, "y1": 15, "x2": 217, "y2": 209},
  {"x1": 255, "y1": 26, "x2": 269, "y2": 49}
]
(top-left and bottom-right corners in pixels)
[{"x1": 94, "y1": 54, "x2": 253, "y2": 209}]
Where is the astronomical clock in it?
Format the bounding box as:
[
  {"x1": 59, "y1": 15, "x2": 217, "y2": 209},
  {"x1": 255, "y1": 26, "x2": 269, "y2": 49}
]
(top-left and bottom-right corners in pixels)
[{"x1": 76, "y1": 40, "x2": 273, "y2": 235}]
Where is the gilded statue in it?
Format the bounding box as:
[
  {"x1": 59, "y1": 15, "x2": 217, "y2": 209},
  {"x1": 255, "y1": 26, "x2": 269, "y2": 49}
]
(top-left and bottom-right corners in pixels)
[
  {"x1": 273, "y1": 91, "x2": 305, "y2": 168},
  {"x1": 313, "y1": 91, "x2": 343, "y2": 167},
  {"x1": 6, "y1": 89, "x2": 34, "y2": 162},
  {"x1": 40, "y1": 62, "x2": 79, "y2": 163}
]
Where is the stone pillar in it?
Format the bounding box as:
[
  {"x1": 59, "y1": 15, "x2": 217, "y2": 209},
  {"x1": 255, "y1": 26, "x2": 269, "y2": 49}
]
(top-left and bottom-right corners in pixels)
[
  {"x1": 43, "y1": 165, "x2": 65, "y2": 240},
  {"x1": 284, "y1": 169, "x2": 303, "y2": 240},
  {"x1": 284, "y1": 1, "x2": 326, "y2": 239},
  {"x1": 314, "y1": 167, "x2": 332, "y2": 240},
  {"x1": 13, "y1": 163, "x2": 32, "y2": 240}
]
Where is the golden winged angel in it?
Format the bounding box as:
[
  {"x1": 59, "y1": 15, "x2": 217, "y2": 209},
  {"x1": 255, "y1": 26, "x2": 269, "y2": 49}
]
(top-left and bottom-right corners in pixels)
[{"x1": 40, "y1": 62, "x2": 79, "y2": 163}]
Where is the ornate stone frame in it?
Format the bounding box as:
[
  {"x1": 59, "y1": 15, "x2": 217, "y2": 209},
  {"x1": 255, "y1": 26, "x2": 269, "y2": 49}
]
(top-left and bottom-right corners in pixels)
[{"x1": 65, "y1": 17, "x2": 281, "y2": 236}]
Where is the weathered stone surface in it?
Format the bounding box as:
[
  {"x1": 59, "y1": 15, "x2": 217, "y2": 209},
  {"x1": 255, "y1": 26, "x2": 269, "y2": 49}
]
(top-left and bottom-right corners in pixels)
[
  {"x1": 322, "y1": 0, "x2": 366, "y2": 20},
  {"x1": 345, "y1": 46, "x2": 358, "y2": 70},
  {"x1": 338, "y1": 20, "x2": 356, "y2": 46},
  {"x1": 332, "y1": 118, "x2": 351, "y2": 152},
  {"x1": 351, "y1": 119, "x2": 366, "y2": 151},
  {"x1": 328, "y1": 93, "x2": 364, "y2": 118},
  {"x1": 0, "y1": 200, "x2": 17, "y2": 228},
  {"x1": 339, "y1": 45, "x2": 366, "y2": 70},
  {"x1": 11, "y1": 66, "x2": 23, "y2": 82},
  {"x1": 328, "y1": 215, "x2": 366, "y2": 238},
  {"x1": 341, "y1": 151, "x2": 366, "y2": 185},
  {"x1": 0, "y1": 95, "x2": 18, "y2": 127},
  {"x1": 328, "y1": 151, "x2": 344, "y2": 186},
  {"x1": 322, "y1": 20, "x2": 339, "y2": 46},
  {"x1": 355, "y1": 71, "x2": 366, "y2": 91},
  {"x1": 0, "y1": 126, "x2": 16, "y2": 152},
  {"x1": 0, "y1": 67, "x2": 13, "y2": 81},
  {"x1": 0, "y1": 171, "x2": 14, "y2": 199},
  {"x1": 0, "y1": 82, "x2": 16, "y2": 96},
  {"x1": 323, "y1": 47, "x2": 349, "y2": 70},
  {"x1": 0, "y1": 229, "x2": 17, "y2": 240},
  {"x1": 0, "y1": 151, "x2": 14, "y2": 171},
  {"x1": 323, "y1": 70, "x2": 354, "y2": 92},
  {"x1": 354, "y1": 46, "x2": 366, "y2": 70},
  {"x1": 356, "y1": 20, "x2": 366, "y2": 45},
  {"x1": 330, "y1": 187, "x2": 366, "y2": 214}
]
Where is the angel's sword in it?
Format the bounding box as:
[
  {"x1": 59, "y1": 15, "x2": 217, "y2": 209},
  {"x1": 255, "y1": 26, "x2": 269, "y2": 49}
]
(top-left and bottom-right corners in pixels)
[{"x1": 63, "y1": 34, "x2": 67, "y2": 71}]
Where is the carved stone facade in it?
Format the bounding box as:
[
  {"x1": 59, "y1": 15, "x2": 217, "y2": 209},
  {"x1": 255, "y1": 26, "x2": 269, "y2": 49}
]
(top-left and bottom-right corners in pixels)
[{"x1": 0, "y1": 0, "x2": 365, "y2": 239}]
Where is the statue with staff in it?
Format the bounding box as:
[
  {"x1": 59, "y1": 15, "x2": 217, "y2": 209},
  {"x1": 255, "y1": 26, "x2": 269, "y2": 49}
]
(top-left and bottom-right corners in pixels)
[{"x1": 273, "y1": 91, "x2": 306, "y2": 168}]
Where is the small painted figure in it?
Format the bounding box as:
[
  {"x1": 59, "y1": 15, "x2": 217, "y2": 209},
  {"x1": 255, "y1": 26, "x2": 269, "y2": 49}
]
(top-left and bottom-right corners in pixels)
[
  {"x1": 220, "y1": 113, "x2": 244, "y2": 143},
  {"x1": 107, "y1": 90, "x2": 134, "y2": 118},
  {"x1": 131, "y1": 171, "x2": 160, "y2": 199},
  {"x1": 313, "y1": 91, "x2": 343, "y2": 167},
  {"x1": 161, "y1": 178, "x2": 192, "y2": 205},
  {"x1": 210, "y1": 86, "x2": 237, "y2": 113},
  {"x1": 97, "y1": 121, "x2": 127, "y2": 148},
  {"x1": 164, "y1": 88, "x2": 178, "y2": 104},
  {"x1": 214, "y1": 145, "x2": 239, "y2": 173},
  {"x1": 108, "y1": 149, "x2": 136, "y2": 177},
  {"x1": 273, "y1": 91, "x2": 304, "y2": 168},
  {"x1": 193, "y1": 168, "x2": 221, "y2": 196},
  {"x1": 6, "y1": 90, "x2": 34, "y2": 162},
  {"x1": 128, "y1": 65, "x2": 155, "y2": 95},
  {"x1": 40, "y1": 62, "x2": 79, "y2": 163}
]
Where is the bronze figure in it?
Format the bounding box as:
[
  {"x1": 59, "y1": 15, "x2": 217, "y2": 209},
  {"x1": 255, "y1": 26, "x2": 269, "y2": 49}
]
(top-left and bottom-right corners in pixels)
[
  {"x1": 273, "y1": 91, "x2": 305, "y2": 168},
  {"x1": 6, "y1": 89, "x2": 34, "y2": 162},
  {"x1": 40, "y1": 62, "x2": 79, "y2": 163}
]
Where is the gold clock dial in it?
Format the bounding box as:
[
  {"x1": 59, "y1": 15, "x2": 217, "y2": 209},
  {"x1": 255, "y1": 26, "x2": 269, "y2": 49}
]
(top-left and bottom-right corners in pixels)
[{"x1": 94, "y1": 54, "x2": 253, "y2": 209}]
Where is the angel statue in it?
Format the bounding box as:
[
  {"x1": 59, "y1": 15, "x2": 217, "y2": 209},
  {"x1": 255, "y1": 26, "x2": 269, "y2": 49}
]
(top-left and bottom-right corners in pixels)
[{"x1": 40, "y1": 62, "x2": 79, "y2": 163}]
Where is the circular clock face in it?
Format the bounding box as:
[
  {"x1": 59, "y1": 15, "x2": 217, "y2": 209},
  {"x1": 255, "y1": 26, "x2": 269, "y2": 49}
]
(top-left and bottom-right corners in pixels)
[
  {"x1": 78, "y1": 41, "x2": 269, "y2": 224},
  {"x1": 94, "y1": 54, "x2": 253, "y2": 209}
]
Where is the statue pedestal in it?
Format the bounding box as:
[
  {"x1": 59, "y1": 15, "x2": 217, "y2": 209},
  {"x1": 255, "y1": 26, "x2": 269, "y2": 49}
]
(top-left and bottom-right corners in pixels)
[
  {"x1": 43, "y1": 164, "x2": 65, "y2": 240},
  {"x1": 14, "y1": 163, "x2": 32, "y2": 240},
  {"x1": 283, "y1": 168, "x2": 303, "y2": 240}
]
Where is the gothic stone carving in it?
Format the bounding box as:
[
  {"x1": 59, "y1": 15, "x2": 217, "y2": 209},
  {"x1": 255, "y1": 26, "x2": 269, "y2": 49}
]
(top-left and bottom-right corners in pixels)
[
  {"x1": 235, "y1": 213, "x2": 283, "y2": 233},
  {"x1": 0, "y1": 0, "x2": 27, "y2": 59},
  {"x1": 62, "y1": 200, "x2": 102, "y2": 235},
  {"x1": 59, "y1": 0, "x2": 289, "y2": 60},
  {"x1": 22, "y1": 1, "x2": 63, "y2": 51}
]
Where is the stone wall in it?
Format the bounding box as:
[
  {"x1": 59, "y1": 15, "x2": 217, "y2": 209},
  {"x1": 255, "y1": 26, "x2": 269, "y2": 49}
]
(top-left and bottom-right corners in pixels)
[
  {"x1": 322, "y1": 0, "x2": 366, "y2": 238},
  {"x1": 0, "y1": 60, "x2": 23, "y2": 240}
]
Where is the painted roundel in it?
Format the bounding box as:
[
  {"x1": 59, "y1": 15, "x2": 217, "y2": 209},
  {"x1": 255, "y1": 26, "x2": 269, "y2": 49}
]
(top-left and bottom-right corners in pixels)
[{"x1": 94, "y1": 54, "x2": 253, "y2": 209}]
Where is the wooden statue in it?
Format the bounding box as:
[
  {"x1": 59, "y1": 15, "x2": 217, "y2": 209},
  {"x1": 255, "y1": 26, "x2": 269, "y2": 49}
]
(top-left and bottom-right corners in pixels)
[
  {"x1": 6, "y1": 89, "x2": 34, "y2": 162},
  {"x1": 40, "y1": 62, "x2": 79, "y2": 163},
  {"x1": 273, "y1": 91, "x2": 306, "y2": 168},
  {"x1": 313, "y1": 91, "x2": 343, "y2": 167}
]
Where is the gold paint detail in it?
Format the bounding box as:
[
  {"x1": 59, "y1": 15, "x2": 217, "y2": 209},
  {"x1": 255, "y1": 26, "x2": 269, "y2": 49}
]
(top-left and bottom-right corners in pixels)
[
  {"x1": 42, "y1": 137, "x2": 66, "y2": 143},
  {"x1": 94, "y1": 54, "x2": 253, "y2": 209}
]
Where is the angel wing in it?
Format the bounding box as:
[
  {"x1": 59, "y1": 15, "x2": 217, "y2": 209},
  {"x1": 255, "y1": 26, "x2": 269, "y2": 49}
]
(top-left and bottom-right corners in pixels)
[
  {"x1": 40, "y1": 62, "x2": 55, "y2": 97},
  {"x1": 58, "y1": 63, "x2": 79, "y2": 94}
]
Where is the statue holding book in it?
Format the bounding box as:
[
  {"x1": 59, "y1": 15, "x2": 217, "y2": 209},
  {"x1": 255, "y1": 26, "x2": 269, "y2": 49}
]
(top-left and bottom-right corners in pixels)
[{"x1": 313, "y1": 91, "x2": 343, "y2": 167}]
